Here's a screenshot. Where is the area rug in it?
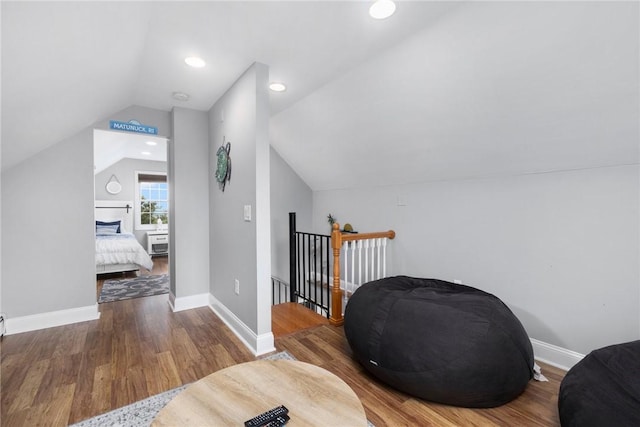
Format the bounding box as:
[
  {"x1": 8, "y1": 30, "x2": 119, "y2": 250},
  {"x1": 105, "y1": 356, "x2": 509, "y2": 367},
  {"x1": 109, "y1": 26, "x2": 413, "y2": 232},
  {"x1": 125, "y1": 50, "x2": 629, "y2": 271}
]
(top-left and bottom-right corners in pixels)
[
  {"x1": 98, "y1": 274, "x2": 169, "y2": 303},
  {"x1": 70, "y1": 351, "x2": 293, "y2": 427},
  {"x1": 70, "y1": 351, "x2": 374, "y2": 427}
]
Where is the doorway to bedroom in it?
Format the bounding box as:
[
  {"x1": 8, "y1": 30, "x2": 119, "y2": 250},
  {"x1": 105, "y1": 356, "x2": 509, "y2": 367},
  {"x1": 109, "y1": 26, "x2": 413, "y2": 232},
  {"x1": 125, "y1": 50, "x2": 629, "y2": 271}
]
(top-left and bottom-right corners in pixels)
[{"x1": 93, "y1": 129, "x2": 171, "y2": 303}]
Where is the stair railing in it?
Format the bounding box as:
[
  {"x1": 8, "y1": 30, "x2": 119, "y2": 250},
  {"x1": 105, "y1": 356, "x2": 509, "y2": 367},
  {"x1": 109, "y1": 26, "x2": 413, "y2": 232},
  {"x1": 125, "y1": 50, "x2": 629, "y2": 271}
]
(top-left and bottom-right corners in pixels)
[
  {"x1": 330, "y1": 222, "x2": 396, "y2": 326},
  {"x1": 271, "y1": 276, "x2": 289, "y2": 305},
  {"x1": 288, "y1": 212, "x2": 332, "y2": 317}
]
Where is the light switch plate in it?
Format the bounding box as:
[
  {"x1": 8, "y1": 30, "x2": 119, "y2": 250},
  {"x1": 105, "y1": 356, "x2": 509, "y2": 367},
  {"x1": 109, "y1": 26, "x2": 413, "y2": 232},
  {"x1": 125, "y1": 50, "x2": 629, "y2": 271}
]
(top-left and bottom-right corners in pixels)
[{"x1": 243, "y1": 205, "x2": 251, "y2": 221}]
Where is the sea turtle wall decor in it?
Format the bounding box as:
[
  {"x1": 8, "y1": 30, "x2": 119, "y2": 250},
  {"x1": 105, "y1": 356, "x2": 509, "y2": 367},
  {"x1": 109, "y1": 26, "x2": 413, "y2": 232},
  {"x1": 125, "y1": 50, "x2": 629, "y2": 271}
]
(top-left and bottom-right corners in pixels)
[{"x1": 215, "y1": 136, "x2": 232, "y2": 191}]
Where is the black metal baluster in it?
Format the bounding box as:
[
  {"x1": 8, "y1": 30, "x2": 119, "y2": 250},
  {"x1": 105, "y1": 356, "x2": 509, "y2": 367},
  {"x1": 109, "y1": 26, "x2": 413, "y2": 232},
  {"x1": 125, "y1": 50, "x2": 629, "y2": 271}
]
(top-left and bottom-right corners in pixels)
[
  {"x1": 308, "y1": 235, "x2": 312, "y2": 304},
  {"x1": 298, "y1": 234, "x2": 303, "y2": 305},
  {"x1": 289, "y1": 212, "x2": 296, "y2": 303},
  {"x1": 319, "y1": 236, "x2": 323, "y2": 315}
]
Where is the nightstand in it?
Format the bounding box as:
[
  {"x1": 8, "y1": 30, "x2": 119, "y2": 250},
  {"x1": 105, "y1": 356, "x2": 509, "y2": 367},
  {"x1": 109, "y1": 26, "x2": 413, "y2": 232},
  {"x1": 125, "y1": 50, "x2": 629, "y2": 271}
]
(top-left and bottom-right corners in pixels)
[{"x1": 147, "y1": 230, "x2": 169, "y2": 256}]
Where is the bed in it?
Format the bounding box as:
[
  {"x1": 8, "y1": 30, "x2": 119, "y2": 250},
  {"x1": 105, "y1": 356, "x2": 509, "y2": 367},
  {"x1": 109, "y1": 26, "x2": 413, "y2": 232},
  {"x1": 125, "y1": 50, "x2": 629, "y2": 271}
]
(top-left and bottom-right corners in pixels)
[{"x1": 95, "y1": 200, "x2": 153, "y2": 274}]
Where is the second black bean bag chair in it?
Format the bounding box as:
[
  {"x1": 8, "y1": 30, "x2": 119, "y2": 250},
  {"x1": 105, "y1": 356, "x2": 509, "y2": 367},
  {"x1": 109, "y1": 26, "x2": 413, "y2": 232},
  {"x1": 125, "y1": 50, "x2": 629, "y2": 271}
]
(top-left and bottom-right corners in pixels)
[
  {"x1": 344, "y1": 276, "x2": 534, "y2": 408},
  {"x1": 558, "y1": 340, "x2": 640, "y2": 427}
]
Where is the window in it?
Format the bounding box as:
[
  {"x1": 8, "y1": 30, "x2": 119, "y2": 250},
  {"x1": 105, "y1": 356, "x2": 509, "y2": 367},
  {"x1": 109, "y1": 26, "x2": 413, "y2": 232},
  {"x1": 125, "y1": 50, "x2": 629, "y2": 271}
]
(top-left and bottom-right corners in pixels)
[{"x1": 135, "y1": 171, "x2": 168, "y2": 230}]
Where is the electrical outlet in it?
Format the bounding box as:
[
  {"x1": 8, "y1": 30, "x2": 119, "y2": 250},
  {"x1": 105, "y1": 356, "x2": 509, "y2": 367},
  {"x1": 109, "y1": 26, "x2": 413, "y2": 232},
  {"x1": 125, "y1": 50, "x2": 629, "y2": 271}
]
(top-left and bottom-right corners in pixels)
[{"x1": 234, "y1": 279, "x2": 240, "y2": 295}]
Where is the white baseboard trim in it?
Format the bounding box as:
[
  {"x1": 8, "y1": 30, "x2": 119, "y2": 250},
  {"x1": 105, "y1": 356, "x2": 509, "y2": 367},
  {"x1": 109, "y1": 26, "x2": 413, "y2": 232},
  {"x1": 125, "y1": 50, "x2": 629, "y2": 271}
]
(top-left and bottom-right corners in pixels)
[
  {"x1": 531, "y1": 338, "x2": 585, "y2": 371},
  {"x1": 208, "y1": 294, "x2": 275, "y2": 356},
  {"x1": 5, "y1": 304, "x2": 100, "y2": 335},
  {"x1": 6, "y1": 299, "x2": 581, "y2": 372},
  {"x1": 169, "y1": 292, "x2": 209, "y2": 312}
]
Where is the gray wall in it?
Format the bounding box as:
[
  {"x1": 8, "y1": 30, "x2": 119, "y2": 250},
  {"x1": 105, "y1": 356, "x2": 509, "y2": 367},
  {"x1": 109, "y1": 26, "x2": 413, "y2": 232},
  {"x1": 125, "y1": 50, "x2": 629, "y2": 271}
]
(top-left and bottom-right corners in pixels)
[
  {"x1": 0, "y1": 157, "x2": 2, "y2": 314},
  {"x1": 2, "y1": 128, "x2": 96, "y2": 317},
  {"x1": 270, "y1": 146, "x2": 312, "y2": 282},
  {"x1": 0, "y1": 104, "x2": 218, "y2": 320},
  {"x1": 209, "y1": 63, "x2": 271, "y2": 335},
  {"x1": 312, "y1": 164, "x2": 640, "y2": 355},
  {"x1": 94, "y1": 158, "x2": 167, "y2": 246},
  {"x1": 170, "y1": 107, "x2": 210, "y2": 298}
]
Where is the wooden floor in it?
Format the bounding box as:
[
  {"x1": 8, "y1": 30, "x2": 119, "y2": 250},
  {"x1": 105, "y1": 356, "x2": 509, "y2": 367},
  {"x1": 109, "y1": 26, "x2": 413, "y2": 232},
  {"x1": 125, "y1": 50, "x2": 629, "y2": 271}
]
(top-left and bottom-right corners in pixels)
[
  {"x1": 276, "y1": 325, "x2": 565, "y2": 427},
  {"x1": 272, "y1": 302, "x2": 329, "y2": 338},
  {"x1": 1, "y1": 277, "x2": 565, "y2": 426}
]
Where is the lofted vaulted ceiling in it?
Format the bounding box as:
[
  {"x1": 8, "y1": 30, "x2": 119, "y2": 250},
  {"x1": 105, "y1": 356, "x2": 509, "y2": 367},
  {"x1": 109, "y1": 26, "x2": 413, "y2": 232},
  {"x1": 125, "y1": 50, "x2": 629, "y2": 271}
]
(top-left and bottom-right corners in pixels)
[{"x1": 2, "y1": 1, "x2": 638, "y2": 191}]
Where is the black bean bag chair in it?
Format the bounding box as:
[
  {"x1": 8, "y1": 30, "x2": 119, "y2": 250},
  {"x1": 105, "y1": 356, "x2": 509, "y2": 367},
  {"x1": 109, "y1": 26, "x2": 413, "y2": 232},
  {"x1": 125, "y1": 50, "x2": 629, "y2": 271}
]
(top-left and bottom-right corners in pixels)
[
  {"x1": 558, "y1": 340, "x2": 640, "y2": 427},
  {"x1": 344, "y1": 276, "x2": 534, "y2": 408}
]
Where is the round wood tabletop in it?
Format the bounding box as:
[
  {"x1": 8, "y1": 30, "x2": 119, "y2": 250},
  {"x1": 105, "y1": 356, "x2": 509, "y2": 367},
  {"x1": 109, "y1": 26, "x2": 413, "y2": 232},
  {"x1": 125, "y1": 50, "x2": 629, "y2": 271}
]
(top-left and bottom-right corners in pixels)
[{"x1": 151, "y1": 359, "x2": 367, "y2": 426}]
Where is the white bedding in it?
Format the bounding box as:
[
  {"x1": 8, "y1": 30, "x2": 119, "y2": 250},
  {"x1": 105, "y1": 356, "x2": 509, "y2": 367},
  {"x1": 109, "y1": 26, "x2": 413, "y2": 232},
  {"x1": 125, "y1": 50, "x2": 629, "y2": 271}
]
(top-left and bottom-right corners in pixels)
[{"x1": 96, "y1": 232, "x2": 154, "y2": 271}]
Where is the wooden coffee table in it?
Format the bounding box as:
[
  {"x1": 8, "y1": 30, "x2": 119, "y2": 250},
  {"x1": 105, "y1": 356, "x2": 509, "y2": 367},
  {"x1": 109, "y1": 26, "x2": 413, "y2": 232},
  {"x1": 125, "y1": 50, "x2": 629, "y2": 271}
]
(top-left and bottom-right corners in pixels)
[{"x1": 151, "y1": 359, "x2": 367, "y2": 426}]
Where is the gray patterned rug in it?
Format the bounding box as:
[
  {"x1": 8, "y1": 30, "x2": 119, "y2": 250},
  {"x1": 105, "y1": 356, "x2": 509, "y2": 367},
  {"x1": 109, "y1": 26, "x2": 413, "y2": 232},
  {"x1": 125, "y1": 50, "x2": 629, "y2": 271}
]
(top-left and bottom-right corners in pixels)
[
  {"x1": 70, "y1": 350, "x2": 374, "y2": 427},
  {"x1": 69, "y1": 351, "x2": 294, "y2": 427},
  {"x1": 98, "y1": 274, "x2": 169, "y2": 303}
]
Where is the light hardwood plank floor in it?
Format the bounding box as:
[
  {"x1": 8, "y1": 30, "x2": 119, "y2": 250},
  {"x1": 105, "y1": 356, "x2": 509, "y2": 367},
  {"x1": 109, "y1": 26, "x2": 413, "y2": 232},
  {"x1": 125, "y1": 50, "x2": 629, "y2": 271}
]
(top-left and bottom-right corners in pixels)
[
  {"x1": 277, "y1": 324, "x2": 565, "y2": 427},
  {"x1": 1, "y1": 295, "x2": 256, "y2": 426},
  {"x1": 272, "y1": 302, "x2": 329, "y2": 338},
  {"x1": 1, "y1": 275, "x2": 565, "y2": 426}
]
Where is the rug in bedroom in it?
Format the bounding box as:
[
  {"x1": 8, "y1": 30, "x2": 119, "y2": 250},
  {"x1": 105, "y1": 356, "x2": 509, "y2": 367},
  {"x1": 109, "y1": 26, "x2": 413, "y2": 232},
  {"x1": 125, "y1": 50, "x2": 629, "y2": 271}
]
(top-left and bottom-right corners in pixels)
[
  {"x1": 69, "y1": 350, "x2": 375, "y2": 427},
  {"x1": 98, "y1": 274, "x2": 169, "y2": 303}
]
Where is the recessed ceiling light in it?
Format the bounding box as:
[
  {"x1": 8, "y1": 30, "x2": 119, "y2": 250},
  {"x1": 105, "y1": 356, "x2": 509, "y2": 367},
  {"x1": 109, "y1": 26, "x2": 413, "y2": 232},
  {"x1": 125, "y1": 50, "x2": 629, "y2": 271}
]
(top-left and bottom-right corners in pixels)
[
  {"x1": 184, "y1": 56, "x2": 206, "y2": 68},
  {"x1": 146, "y1": 141, "x2": 157, "y2": 146},
  {"x1": 141, "y1": 151, "x2": 151, "y2": 155},
  {"x1": 269, "y1": 82, "x2": 287, "y2": 92},
  {"x1": 369, "y1": 0, "x2": 396, "y2": 19},
  {"x1": 172, "y1": 91, "x2": 190, "y2": 101}
]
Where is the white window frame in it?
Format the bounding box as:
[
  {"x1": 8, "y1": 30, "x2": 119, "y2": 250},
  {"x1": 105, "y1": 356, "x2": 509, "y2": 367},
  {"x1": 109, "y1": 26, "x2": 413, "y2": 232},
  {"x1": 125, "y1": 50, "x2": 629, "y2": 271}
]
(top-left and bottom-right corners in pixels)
[{"x1": 134, "y1": 170, "x2": 168, "y2": 231}]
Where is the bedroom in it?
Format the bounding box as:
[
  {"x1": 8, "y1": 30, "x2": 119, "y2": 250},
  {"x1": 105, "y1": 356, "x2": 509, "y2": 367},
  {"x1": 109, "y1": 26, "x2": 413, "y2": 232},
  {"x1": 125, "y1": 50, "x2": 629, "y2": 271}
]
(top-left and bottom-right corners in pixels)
[
  {"x1": 0, "y1": 1, "x2": 638, "y2": 425},
  {"x1": 93, "y1": 130, "x2": 170, "y2": 301}
]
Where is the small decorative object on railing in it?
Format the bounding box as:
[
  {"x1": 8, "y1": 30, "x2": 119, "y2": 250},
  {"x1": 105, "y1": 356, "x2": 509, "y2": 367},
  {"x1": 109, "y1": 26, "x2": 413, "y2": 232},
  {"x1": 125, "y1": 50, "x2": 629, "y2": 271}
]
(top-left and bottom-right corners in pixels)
[
  {"x1": 327, "y1": 213, "x2": 337, "y2": 230},
  {"x1": 341, "y1": 223, "x2": 357, "y2": 233},
  {"x1": 330, "y1": 222, "x2": 395, "y2": 326}
]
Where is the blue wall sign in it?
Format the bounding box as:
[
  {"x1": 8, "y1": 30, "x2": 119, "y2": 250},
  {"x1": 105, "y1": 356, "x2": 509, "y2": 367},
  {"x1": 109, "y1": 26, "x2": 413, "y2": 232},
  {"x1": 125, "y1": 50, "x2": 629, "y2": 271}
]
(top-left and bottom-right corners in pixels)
[{"x1": 109, "y1": 120, "x2": 158, "y2": 135}]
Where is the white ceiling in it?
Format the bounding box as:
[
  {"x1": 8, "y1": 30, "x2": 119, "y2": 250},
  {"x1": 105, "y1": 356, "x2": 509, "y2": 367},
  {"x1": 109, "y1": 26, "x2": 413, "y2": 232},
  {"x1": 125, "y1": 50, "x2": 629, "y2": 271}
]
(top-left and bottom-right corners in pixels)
[
  {"x1": 2, "y1": 1, "x2": 638, "y2": 191},
  {"x1": 271, "y1": 1, "x2": 639, "y2": 190},
  {"x1": 94, "y1": 130, "x2": 167, "y2": 175},
  {"x1": 1, "y1": 1, "x2": 460, "y2": 172}
]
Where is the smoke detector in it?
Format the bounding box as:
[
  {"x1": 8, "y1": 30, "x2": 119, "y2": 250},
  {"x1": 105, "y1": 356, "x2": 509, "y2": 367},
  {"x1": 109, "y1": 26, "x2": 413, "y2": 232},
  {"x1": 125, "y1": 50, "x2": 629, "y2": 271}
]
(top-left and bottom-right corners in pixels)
[{"x1": 172, "y1": 92, "x2": 190, "y2": 102}]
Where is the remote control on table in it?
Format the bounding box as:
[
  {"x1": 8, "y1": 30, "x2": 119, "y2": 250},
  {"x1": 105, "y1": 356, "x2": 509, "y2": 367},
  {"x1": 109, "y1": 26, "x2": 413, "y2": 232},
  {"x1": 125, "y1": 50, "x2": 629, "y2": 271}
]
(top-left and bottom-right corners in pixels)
[
  {"x1": 263, "y1": 414, "x2": 290, "y2": 427},
  {"x1": 244, "y1": 405, "x2": 289, "y2": 427}
]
